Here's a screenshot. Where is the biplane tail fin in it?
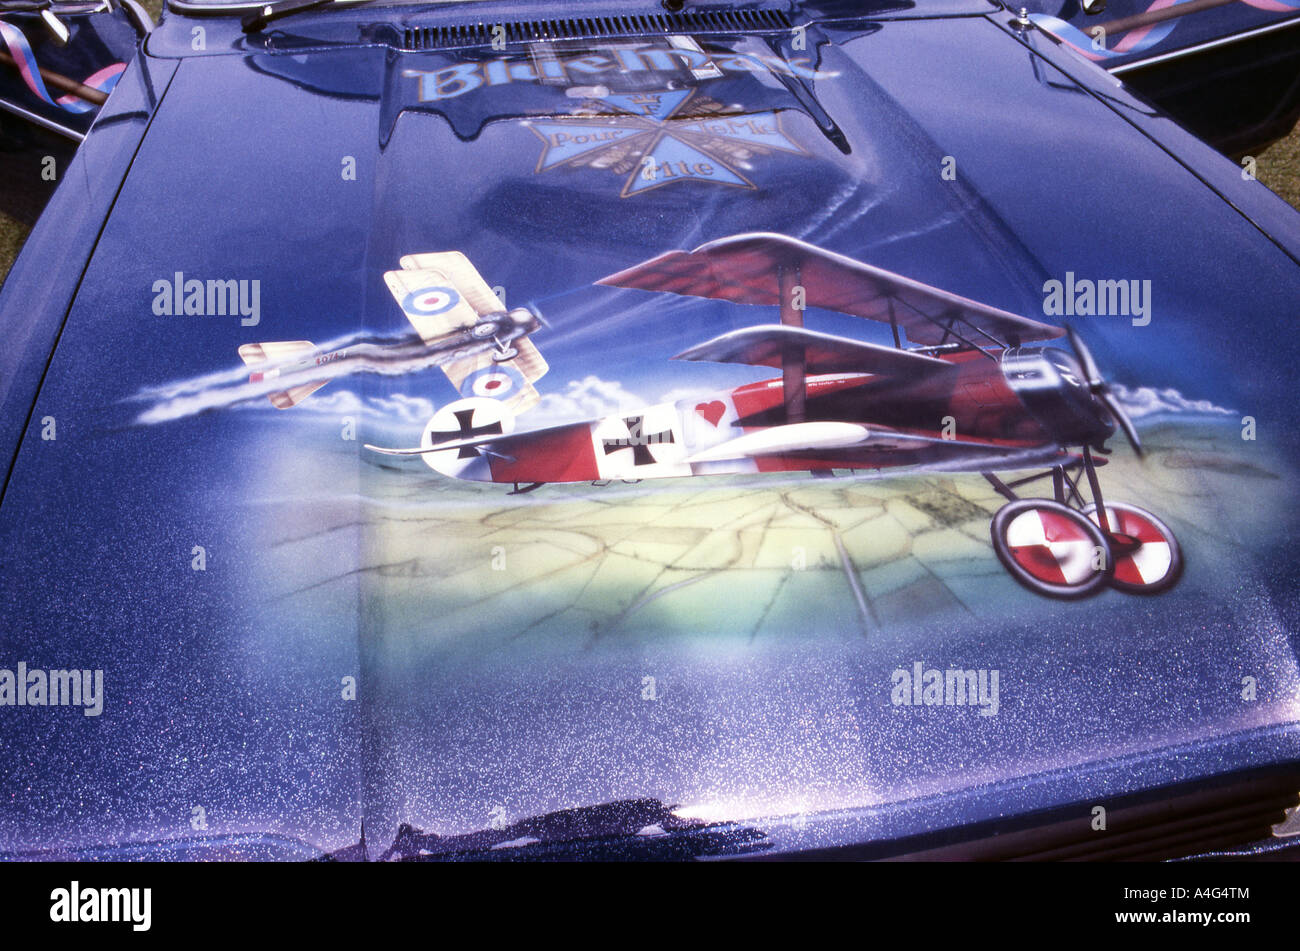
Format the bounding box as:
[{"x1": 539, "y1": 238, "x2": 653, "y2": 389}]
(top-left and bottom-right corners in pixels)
[
  {"x1": 263, "y1": 380, "x2": 330, "y2": 410},
  {"x1": 238, "y1": 340, "x2": 316, "y2": 367},
  {"x1": 237, "y1": 340, "x2": 330, "y2": 410}
]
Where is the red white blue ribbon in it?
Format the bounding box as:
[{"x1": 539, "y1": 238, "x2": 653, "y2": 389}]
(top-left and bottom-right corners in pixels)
[
  {"x1": 0, "y1": 18, "x2": 125, "y2": 114},
  {"x1": 1030, "y1": 0, "x2": 1300, "y2": 61}
]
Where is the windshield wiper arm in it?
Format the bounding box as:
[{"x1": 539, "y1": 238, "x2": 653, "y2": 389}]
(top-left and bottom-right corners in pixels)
[{"x1": 241, "y1": 0, "x2": 371, "y2": 34}]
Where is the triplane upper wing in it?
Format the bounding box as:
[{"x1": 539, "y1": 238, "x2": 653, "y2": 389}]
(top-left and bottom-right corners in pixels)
[{"x1": 598, "y1": 231, "x2": 1063, "y2": 348}]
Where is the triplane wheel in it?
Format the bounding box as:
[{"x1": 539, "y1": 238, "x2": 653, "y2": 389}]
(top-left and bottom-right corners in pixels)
[
  {"x1": 990, "y1": 499, "x2": 1112, "y2": 599},
  {"x1": 1082, "y1": 501, "x2": 1183, "y2": 595}
]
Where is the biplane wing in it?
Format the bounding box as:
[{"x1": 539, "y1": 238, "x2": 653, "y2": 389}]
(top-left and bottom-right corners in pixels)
[
  {"x1": 385, "y1": 252, "x2": 548, "y2": 413},
  {"x1": 399, "y1": 251, "x2": 508, "y2": 312},
  {"x1": 439, "y1": 337, "x2": 548, "y2": 414},
  {"x1": 675, "y1": 325, "x2": 954, "y2": 376},
  {"x1": 598, "y1": 232, "x2": 1063, "y2": 347},
  {"x1": 384, "y1": 251, "x2": 506, "y2": 344}
]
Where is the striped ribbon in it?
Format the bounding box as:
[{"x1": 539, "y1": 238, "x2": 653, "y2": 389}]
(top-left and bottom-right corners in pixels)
[
  {"x1": 1030, "y1": 0, "x2": 1300, "y2": 61},
  {"x1": 0, "y1": 17, "x2": 125, "y2": 114}
]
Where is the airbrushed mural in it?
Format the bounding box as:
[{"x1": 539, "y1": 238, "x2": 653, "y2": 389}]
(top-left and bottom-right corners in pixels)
[
  {"x1": 180, "y1": 207, "x2": 1253, "y2": 625},
  {"x1": 238, "y1": 233, "x2": 1183, "y2": 600}
]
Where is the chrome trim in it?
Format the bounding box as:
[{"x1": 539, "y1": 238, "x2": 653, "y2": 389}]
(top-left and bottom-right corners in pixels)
[
  {"x1": 121, "y1": 0, "x2": 154, "y2": 33},
  {"x1": 0, "y1": 1, "x2": 113, "y2": 15},
  {"x1": 0, "y1": 96, "x2": 85, "y2": 141},
  {"x1": 167, "y1": 0, "x2": 314, "y2": 12},
  {"x1": 39, "y1": 7, "x2": 71, "y2": 44},
  {"x1": 167, "y1": 0, "x2": 280, "y2": 14},
  {"x1": 1110, "y1": 16, "x2": 1300, "y2": 74}
]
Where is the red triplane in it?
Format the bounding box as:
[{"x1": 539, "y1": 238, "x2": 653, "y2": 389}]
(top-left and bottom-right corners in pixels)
[{"x1": 367, "y1": 233, "x2": 1182, "y2": 600}]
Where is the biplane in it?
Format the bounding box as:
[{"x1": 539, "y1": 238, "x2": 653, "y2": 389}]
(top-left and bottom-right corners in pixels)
[
  {"x1": 237, "y1": 251, "x2": 548, "y2": 411},
  {"x1": 367, "y1": 233, "x2": 1182, "y2": 600}
]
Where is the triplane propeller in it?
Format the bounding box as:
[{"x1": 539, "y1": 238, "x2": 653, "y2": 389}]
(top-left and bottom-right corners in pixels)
[{"x1": 367, "y1": 233, "x2": 1182, "y2": 600}]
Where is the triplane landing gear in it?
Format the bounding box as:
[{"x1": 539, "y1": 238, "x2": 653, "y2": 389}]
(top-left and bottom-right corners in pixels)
[{"x1": 984, "y1": 446, "x2": 1183, "y2": 600}]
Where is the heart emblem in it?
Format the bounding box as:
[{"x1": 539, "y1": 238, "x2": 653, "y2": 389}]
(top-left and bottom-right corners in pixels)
[{"x1": 694, "y1": 401, "x2": 726, "y2": 427}]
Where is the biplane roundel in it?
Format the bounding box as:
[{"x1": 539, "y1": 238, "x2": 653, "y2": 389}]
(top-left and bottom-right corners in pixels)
[
  {"x1": 402, "y1": 285, "x2": 461, "y2": 316},
  {"x1": 460, "y1": 363, "x2": 527, "y2": 401}
]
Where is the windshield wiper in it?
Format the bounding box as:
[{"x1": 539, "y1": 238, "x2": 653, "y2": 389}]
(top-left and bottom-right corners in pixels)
[{"x1": 241, "y1": 0, "x2": 372, "y2": 34}]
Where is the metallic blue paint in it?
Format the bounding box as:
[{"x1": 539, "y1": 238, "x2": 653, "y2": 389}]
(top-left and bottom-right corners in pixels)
[{"x1": 1, "y1": 0, "x2": 1299, "y2": 859}]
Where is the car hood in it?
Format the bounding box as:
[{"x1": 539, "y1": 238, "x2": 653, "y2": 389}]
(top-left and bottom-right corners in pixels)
[{"x1": 2, "y1": 1, "x2": 1300, "y2": 857}]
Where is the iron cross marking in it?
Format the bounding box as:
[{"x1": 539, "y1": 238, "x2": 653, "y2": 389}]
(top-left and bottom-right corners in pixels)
[
  {"x1": 526, "y1": 88, "x2": 806, "y2": 197},
  {"x1": 603, "y1": 415, "x2": 675, "y2": 466},
  {"x1": 432, "y1": 407, "x2": 503, "y2": 459}
]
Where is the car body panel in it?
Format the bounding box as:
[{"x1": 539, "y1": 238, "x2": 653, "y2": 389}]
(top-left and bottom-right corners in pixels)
[{"x1": 0, "y1": 1, "x2": 1298, "y2": 858}]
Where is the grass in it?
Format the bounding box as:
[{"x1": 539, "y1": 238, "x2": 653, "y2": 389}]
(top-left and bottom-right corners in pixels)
[
  {"x1": 0, "y1": 216, "x2": 29, "y2": 284},
  {"x1": 1258, "y1": 121, "x2": 1300, "y2": 210}
]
